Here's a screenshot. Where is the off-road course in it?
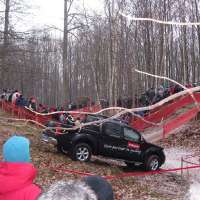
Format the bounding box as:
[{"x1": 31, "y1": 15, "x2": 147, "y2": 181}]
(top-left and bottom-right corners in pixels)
[{"x1": 1, "y1": 110, "x2": 200, "y2": 200}]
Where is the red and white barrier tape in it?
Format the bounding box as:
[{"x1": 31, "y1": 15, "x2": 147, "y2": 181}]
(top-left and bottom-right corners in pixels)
[{"x1": 52, "y1": 164, "x2": 200, "y2": 180}]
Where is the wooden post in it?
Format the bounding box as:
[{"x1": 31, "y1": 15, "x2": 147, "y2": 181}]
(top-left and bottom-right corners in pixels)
[{"x1": 181, "y1": 157, "x2": 183, "y2": 178}]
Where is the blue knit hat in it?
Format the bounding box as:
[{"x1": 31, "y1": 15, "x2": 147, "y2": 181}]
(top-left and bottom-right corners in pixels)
[{"x1": 3, "y1": 135, "x2": 31, "y2": 163}]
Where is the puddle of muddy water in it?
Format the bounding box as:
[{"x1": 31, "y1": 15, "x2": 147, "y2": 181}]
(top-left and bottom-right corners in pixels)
[
  {"x1": 163, "y1": 147, "x2": 200, "y2": 200},
  {"x1": 186, "y1": 181, "x2": 200, "y2": 200},
  {"x1": 163, "y1": 147, "x2": 193, "y2": 170}
]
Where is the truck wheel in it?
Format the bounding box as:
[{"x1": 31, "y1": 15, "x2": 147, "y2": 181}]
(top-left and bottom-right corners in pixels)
[
  {"x1": 71, "y1": 143, "x2": 92, "y2": 162},
  {"x1": 57, "y1": 144, "x2": 65, "y2": 154},
  {"x1": 145, "y1": 155, "x2": 160, "y2": 171}
]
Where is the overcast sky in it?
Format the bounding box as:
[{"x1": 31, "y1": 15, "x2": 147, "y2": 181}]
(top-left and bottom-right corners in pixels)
[{"x1": 29, "y1": 0, "x2": 103, "y2": 30}]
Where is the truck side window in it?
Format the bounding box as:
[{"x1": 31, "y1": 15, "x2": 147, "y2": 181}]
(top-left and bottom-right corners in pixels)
[
  {"x1": 104, "y1": 123, "x2": 122, "y2": 138},
  {"x1": 124, "y1": 127, "x2": 140, "y2": 142}
]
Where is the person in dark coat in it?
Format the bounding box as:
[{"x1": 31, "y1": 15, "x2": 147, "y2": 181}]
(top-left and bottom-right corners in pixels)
[
  {"x1": 174, "y1": 85, "x2": 183, "y2": 93},
  {"x1": 16, "y1": 95, "x2": 28, "y2": 107},
  {"x1": 38, "y1": 176, "x2": 113, "y2": 200},
  {"x1": 146, "y1": 88, "x2": 155, "y2": 105},
  {"x1": 83, "y1": 176, "x2": 114, "y2": 200},
  {"x1": 1, "y1": 89, "x2": 7, "y2": 99}
]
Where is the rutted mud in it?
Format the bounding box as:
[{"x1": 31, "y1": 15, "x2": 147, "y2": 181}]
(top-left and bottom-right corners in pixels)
[{"x1": 164, "y1": 147, "x2": 200, "y2": 200}]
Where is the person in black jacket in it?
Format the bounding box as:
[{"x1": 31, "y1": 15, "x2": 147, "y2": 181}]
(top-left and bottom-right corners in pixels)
[
  {"x1": 28, "y1": 97, "x2": 37, "y2": 111},
  {"x1": 38, "y1": 176, "x2": 113, "y2": 200},
  {"x1": 15, "y1": 95, "x2": 28, "y2": 107}
]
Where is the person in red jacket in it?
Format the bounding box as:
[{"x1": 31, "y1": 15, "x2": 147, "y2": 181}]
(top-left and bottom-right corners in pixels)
[{"x1": 0, "y1": 135, "x2": 41, "y2": 200}]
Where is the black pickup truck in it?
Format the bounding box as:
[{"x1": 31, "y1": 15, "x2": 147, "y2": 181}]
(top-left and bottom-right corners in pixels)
[{"x1": 42, "y1": 114, "x2": 165, "y2": 171}]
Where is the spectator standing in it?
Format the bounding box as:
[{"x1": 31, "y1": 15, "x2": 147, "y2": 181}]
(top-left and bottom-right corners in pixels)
[
  {"x1": 12, "y1": 90, "x2": 21, "y2": 104},
  {"x1": 28, "y1": 97, "x2": 37, "y2": 111},
  {"x1": 15, "y1": 94, "x2": 28, "y2": 107},
  {"x1": 0, "y1": 135, "x2": 41, "y2": 200},
  {"x1": 0, "y1": 89, "x2": 7, "y2": 100}
]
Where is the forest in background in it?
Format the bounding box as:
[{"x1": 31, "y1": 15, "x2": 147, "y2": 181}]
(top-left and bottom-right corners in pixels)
[{"x1": 0, "y1": 0, "x2": 200, "y2": 107}]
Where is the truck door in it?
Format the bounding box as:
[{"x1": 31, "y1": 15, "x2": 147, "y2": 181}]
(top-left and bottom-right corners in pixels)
[
  {"x1": 99, "y1": 122, "x2": 127, "y2": 159},
  {"x1": 122, "y1": 127, "x2": 142, "y2": 161}
]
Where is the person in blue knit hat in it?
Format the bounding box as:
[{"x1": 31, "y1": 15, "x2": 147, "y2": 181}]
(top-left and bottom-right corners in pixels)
[
  {"x1": 3, "y1": 135, "x2": 31, "y2": 162},
  {"x1": 0, "y1": 135, "x2": 41, "y2": 200}
]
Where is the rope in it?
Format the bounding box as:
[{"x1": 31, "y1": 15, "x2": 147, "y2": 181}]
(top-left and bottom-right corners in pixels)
[
  {"x1": 52, "y1": 163, "x2": 200, "y2": 180},
  {"x1": 119, "y1": 12, "x2": 200, "y2": 27}
]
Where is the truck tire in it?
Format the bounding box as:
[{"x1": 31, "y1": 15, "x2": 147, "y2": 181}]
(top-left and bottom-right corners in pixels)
[
  {"x1": 71, "y1": 143, "x2": 92, "y2": 162},
  {"x1": 57, "y1": 144, "x2": 65, "y2": 154},
  {"x1": 145, "y1": 155, "x2": 161, "y2": 171}
]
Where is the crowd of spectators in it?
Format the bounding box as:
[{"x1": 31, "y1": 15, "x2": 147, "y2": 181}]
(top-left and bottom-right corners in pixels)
[
  {"x1": 0, "y1": 89, "x2": 96, "y2": 113},
  {"x1": 1, "y1": 82, "x2": 199, "y2": 125},
  {"x1": 0, "y1": 89, "x2": 83, "y2": 127},
  {"x1": 1, "y1": 89, "x2": 37, "y2": 111},
  {"x1": 137, "y1": 82, "x2": 200, "y2": 108},
  {"x1": 111, "y1": 82, "x2": 199, "y2": 119},
  {"x1": 105, "y1": 82, "x2": 200, "y2": 110},
  {"x1": 137, "y1": 84, "x2": 181, "y2": 108}
]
